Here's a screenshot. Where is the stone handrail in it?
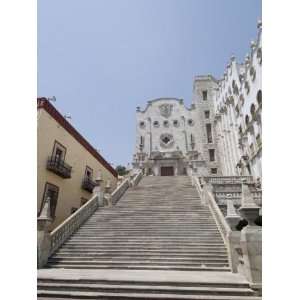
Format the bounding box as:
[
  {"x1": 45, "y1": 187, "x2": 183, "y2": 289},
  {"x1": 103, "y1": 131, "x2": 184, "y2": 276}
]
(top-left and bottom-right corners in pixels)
[
  {"x1": 203, "y1": 176, "x2": 253, "y2": 185},
  {"x1": 192, "y1": 176, "x2": 231, "y2": 244},
  {"x1": 111, "y1": 178, "x2": 130, "y2": 205},
  {"x1": 214, "y1": 191, "x2": 262, "y2": 207},
  {"x1": 49, "y1": 194, "x2": 99, "y2": 255},
  {"x1": 130, "y1": 169, "x2": 143, "y2": 187},
  {"x1": 205, "y1": 186, "x2": 232, "y2": 244}
]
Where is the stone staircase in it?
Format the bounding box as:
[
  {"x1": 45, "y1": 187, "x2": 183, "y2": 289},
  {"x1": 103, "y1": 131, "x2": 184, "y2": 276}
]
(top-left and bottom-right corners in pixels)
[{"x1": 38, "y1": 175, "x2": 261, "y2": 299}]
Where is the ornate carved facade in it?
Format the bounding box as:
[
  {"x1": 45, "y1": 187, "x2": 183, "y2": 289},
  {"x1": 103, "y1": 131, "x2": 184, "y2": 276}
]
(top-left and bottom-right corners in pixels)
[{"x1": 133, "y1": 21, "x2": 262, "y2": 179}]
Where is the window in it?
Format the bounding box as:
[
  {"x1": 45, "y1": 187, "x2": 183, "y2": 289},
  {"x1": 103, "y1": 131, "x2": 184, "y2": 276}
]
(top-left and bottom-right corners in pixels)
[
  {"x1": 250, "y1": 143, "x2": 255, "y2": 156},
  {"x1": 52, "y1": 141, "x2": 66, "y2": 161},
  {"x1": 163, "y1": 120, "x2": 169, "y2": 127},
  {"x1": 211, "y1": 168, "x2": 217, "y2": 174},
  {"x1": 202, "y1": 90, "x2": 208, "y2": 100},
  {"x1": 80, "y1": 197, "x2": 88, "y2": 206},
  {"x1": 153, "y1": 121, "x2": 159, "y2": 127},
  {"x1": 188, "y1": 119, "x2": 194, "y2": 126},
  {"x1": 40, "y1": 182, "x2": 59, "y2": 219},
  {"x1": 204, "y1": 110, "x2": 210, "y2": 119},
  {"x1": 173, "y1": 120, "x2": 179, "y2": 127},
  {"x1": 70, "y1": 207, "x2": 78, "y2": 214},
  {"x1": 256, "y1": 134, "x2": 262, "y2": 147},
  {"x1": 84, "y1": 166, "x2": 93, "y2": 179},
  {"x1": 257, "y1": 90, "x2": 262, "y2": 107},
  {"x1": 206, "y1": 123, "x2": 213, "y2": 143},
  {"x1": 209, "y1": 149, "x2": 215, "y2": 161},
  {"x1": 239, "y1": 125, "x2": 243, "y2": 135},
  {"x1": 139, "y1": 121, "x2": 145, "y2": 128},
  {"x1": 245, "y1": 115, "x2": 250, "y2": 126},
  {"x1": 250, "y1": 104, "x2": 256, "y2": 117}
]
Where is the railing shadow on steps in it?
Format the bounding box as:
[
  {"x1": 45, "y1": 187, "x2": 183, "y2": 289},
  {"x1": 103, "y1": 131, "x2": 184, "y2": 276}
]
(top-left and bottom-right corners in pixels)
[
  {"x1": 191, "y1": 175, "x2": 236, "y2": 272},
  {"x1": 48, "y1": 169, "x2": 143, "y2": 257}
]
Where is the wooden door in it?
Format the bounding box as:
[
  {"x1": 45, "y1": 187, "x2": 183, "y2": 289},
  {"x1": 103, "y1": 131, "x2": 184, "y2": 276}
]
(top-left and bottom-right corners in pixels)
[{"x1": 161, "y1": 166, "x2": 174, "y2": 176}]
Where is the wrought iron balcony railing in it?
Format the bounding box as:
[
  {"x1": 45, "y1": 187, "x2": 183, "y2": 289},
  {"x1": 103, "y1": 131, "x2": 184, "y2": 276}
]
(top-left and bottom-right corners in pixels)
[
  {"x1": 47, "y1": 156, "x2": 72, "y2": 178},
  {"x1": 81, "y1": 177, "x2": 97, "y2": 193}
]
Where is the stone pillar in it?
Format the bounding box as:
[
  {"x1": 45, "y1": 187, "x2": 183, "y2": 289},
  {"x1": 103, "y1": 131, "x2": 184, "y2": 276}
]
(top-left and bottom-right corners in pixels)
[
  {"x1": 237, "y1": 181, "x2": 262, "y2": 289},
  {"x1": 93, "y1": 171, "x2": 104, "y2": 206},
  {"x1": 225, "y1": 197, "x2": 241, "y2": 273},
  {"x1": 104, "y1": 180, "x2": 112, "y2": 207},
  {"x1": 37, "y1": 197, "x2": 52, "y2": 268}
]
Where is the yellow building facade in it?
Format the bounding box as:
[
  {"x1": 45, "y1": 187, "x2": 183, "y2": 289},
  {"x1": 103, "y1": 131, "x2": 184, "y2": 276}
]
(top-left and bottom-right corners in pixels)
[{"x1": 37, "y1": 98, "x2": 118, "y2": 230}]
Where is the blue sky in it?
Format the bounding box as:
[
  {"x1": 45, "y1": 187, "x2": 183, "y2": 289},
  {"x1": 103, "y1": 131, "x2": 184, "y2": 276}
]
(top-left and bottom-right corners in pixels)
[{"x1": 38, "y1": 0, "x2": 261, "y2": 167}]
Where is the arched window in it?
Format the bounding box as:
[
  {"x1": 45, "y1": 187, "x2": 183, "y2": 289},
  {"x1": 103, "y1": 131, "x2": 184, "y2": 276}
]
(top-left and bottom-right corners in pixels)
[
  {"x1": 257, "y1": 47, "x2": 262, "y2": 64},
  {"x1": 250, "y1": 66, "x2": 256, "y2": 81},
  {"x1": 245, "y1": 115, "x2": 250, "y2": 126},
  {"x1": 239, "y1": 125, "x2": 243, "y2": 135},
  {"x1": 232, "y1": 80, "x2": 236, "y2": 89},
  {"x1": 257, "y1": 90, "x2": 262, "y2": 107},
  {"x1": 239, "y1": 94, "x2": 244, "y2": 104},
  {"x1": 250, "y1": 103, "x2": 256, "y2": 117}
]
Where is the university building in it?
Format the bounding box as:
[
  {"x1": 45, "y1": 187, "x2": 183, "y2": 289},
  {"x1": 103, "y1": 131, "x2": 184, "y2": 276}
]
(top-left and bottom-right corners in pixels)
[
  {"x1": 133, "y1": 21, "x2": 262, "y2": 179},
  {"x1": 37, "y1": 98, "x2": 118, "y2": 230}
]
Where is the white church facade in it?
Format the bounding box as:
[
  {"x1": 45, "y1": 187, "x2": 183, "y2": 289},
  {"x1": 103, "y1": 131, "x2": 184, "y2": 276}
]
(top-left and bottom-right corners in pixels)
[{"x1": 133, "y1": 21, "x2": 262, "y2": 179}]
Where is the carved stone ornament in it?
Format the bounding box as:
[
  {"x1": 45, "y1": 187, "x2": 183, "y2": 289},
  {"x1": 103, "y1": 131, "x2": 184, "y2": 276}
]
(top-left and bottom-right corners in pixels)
[
  {"x1": 160, "y1": 133, "x2": 174, "y2": 148},
  {"x1": 159, "y1": 104, "x2": 173, "y2": 118}
]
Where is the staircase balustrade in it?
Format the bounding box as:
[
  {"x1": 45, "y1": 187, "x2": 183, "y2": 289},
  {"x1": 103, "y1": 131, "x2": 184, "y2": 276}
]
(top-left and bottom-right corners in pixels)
[
  {"x1": 111, "y1": 178, "x2": 130, "y2": 205},
  {"x1": 130, "y1": 169, "x2": 143, "y2": 187},
  {"x1": 203, "y1": 176, "x2": 253, "y2": 185},
  {"x1": 214, "y1": 191, "x2": 262, "y2": 207},
  {"x1": 49, "y1": 194, "x2": 99, "y2": 255},
  {"x1": 192, "y1": 176, "x2": 234, "y2": 269},
  {"x1": 192, "y1": 176, "x2": 231, "y2": 243},
  {"x1": 49, "y1": 171, "x2": 143, "y2": 256}
]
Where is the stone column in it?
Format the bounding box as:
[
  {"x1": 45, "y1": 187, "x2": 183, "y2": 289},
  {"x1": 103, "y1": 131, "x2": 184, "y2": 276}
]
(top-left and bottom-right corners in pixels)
[
  {"x1": 237, "y1": 181, "x2": 262, "y2": 289},
  {"x1": 37, "y1": 197, "x2": 52, "y2": 269},
  {"x1": 104, "y1": 180, "x2": 112, "y2": 207},
  {"x1": 93, "y1": 171, "x2": 104, "y2": 206},
  {"x1": 225, "y1": 196, "x2": 241, "y2": 273}
]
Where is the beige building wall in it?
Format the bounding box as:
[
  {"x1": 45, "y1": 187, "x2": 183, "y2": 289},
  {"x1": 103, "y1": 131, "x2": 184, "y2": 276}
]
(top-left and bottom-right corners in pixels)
[{"x1": 37, "y1": 105, "x2": 117, "y2": 230}]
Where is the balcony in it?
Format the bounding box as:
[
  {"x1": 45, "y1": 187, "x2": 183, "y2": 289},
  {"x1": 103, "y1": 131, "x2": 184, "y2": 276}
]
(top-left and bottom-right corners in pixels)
[
  {"x1": 82, "y1": 177, "x2": 97, "y2": 193},
  {"x1": 47, "y1": 156, "x2": 72, "y2": 178}
]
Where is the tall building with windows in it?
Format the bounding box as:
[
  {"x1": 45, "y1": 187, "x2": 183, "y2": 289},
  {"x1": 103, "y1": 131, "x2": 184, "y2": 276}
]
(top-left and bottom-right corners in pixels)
[
  {"x1": 133, "y1": 21, "x2": 262, "y2": 179},
  {"x1": 214, "y1": 21, "x2": 262, "y2": 178},
  {"x1": 37, "y1": 98, "x2": 118, "y2": 230}
]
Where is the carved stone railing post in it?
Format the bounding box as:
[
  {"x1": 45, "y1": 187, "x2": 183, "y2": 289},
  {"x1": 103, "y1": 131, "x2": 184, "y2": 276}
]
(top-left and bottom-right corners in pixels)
[
  {"x1": 37, "y1": 197, "x2": 52, "y2": 268},
  {"x1": 225, "y1": 196, "x2": 241, "y2": 230},
  {"x1": 130, "y1": 169, "x2": 143, "y2": 187},
  {"x1": 104, "y1": 180, "x2": 112, "y2": 207},
  {"x1": 225, "y1": 196, "x2": 241, "y2": 273},
  {"x1": 237, "y1": 180, "x2": 262, "y2": 290},
  {"x1": 93, "y1": 170, "x2": 104, "y2": 206}
]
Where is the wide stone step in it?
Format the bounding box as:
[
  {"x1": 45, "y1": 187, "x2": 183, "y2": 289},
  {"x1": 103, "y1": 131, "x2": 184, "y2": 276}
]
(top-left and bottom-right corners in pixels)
[
  {"x1": 59, "y1": 245, "x2": 227, "y2": 250},
  {"x1": 52, "y1": 253, "x2": 228, "y2": 259},
  {"x1": 64, "y1": 240, "x2": 224, "y2": 246},
  {"x1": 54, "y1": 249, "x2": 228, "y2": 255},
  {"x1": 49, "y1": 255, "x2": 228, "y2": 262},
  {"x1": 74, "y1": 230, "x2": 221, "y2": 234},
  {"x1": 46, "y1": 264, "x2": 230, "y2": 271},
  {"x1": 68, "y1": 237, "x2": 223, "y2": 242},
  {"x1": 37, "y1": 282, "x2": 254, "y2": 296}
]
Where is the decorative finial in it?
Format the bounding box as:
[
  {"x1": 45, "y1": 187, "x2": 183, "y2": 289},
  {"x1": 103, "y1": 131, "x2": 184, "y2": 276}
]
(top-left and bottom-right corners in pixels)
[
  {"x1": 245, "y1": 54, "x2": 250, "y2": 64},
  {"x1": 257, "y1": 20, "x2": 262, "y2": 29},
  {"x1": 250, "y1": 40, "x2": 256, "y2": 50},
  {"x1": 136, "y1": 106, "x2": 140, "y2": 112},
  {"x1": 231, "y1": 55, "x2": 235, "y2": 62}
]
